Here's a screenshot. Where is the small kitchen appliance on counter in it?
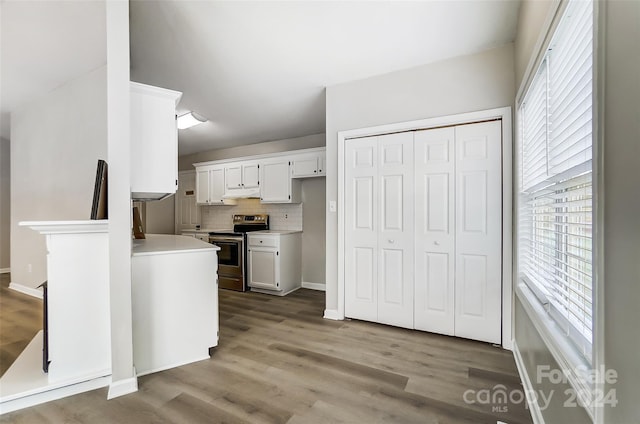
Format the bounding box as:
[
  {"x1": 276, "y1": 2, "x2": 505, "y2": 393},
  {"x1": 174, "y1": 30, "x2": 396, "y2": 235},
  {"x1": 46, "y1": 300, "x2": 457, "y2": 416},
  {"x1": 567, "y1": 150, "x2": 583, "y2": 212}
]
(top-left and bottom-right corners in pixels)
[{"x1": 208, "y1": 214, "x2": 269, "y2": 291}]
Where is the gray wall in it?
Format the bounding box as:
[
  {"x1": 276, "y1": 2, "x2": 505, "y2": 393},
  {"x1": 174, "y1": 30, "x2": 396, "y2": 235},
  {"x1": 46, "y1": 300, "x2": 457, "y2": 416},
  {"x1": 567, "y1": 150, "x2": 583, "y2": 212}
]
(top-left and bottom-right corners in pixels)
[
  {"x1": 513, "y1": 1, "x2": 640, "y2": 422},
  {"x1": 514, "y1": 0, "x2": 554, "y2": 90},
  {"x1": 144, "y1": 195, "x2": 175, "y2": 234},
  {"x1": 301, "y1": 177, "x2": 325, "y2": 285},
  {"x1": 325, "y1": 44, "x2": 516, "y2": 311},
  {"x1": 600, "y1": 1, "x2": 639, "y2": 422},
  {"x1": 0, "y1": 137, "x2": 10, "y2": 270},
  {"x1": 10, "y1": 65, "x2": 107, "y2": 289},
  {"x1": 178, "y1": 133, "x2": 325, "y2": 171}
]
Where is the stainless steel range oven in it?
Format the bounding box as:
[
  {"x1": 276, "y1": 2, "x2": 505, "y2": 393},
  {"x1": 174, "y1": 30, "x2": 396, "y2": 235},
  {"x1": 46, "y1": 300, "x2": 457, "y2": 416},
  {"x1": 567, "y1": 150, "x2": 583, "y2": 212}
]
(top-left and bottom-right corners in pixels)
[{"x1": 209, "y1": 214, "x2": 268, "y2": 291}]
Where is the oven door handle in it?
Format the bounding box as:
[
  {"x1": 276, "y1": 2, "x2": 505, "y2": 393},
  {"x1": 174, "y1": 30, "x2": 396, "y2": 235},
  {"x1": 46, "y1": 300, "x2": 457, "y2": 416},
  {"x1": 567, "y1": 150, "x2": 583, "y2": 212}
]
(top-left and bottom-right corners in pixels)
[{"x1": 209, "y1": 237, "x2": 243, "y2": 243}]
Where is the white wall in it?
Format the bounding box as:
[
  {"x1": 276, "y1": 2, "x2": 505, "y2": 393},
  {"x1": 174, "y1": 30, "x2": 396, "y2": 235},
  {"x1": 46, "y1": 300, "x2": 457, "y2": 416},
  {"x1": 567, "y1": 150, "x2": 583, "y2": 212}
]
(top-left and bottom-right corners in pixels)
[
  {"x1": 324, "y1": 44, "x2": 515, "y2": 312},
  {"x1": 0, "y1": 137, "x2": 10, "y2": 271},
  {"x1": 10, "y1": 65, "x2": 107, "y2": 289}
]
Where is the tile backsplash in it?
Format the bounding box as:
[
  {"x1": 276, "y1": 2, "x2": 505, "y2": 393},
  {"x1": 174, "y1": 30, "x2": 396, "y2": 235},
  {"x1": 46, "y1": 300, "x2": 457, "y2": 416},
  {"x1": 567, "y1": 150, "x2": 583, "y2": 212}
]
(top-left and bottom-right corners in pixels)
[{"x1": 200, "y1": 199, "x2": 302, "y2": 231}]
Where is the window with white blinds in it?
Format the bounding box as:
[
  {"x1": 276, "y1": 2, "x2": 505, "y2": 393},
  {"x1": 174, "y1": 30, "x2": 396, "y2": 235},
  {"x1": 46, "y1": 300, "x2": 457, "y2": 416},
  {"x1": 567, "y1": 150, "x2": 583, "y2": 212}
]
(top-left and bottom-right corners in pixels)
[{"x1": 517, "y1": 0, "x2": 594, "y2": 362}]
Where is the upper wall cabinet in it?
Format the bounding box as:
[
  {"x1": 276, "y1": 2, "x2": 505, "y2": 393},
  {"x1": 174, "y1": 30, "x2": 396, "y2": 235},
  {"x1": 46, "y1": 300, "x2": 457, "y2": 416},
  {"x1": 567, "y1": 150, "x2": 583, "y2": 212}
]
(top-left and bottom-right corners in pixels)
[
  {"x1": 193, "y1": 147, "x2": 324, "y2": 204},
  {"x1": 196, "y1": 165, "x2": 237, "y2": 206},
  {"x1": 226, "y1": 162, "x2": 259, "y2": 190},
  {"x1": 291, "y1": 151, "x2": 326, "y2": 178},
  {"x1": 130, "y1": 82, "x2": 182, "y2": 201},
  {"x1": 260, "y1": 159, "x2": 301, "y2": 204}
]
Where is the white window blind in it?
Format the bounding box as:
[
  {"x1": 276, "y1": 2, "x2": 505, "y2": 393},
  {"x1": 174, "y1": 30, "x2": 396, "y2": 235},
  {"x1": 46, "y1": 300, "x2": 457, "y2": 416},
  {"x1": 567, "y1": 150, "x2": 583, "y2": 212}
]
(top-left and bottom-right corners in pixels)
[{"x1": 518, "y1": 0, "x2": 594, "y2": 362}]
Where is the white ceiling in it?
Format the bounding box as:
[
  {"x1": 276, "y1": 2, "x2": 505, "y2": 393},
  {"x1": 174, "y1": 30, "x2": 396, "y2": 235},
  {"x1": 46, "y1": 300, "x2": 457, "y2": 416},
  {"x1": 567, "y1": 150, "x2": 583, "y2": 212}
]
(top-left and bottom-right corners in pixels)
[
  {"x1": 0, "y1": 1, "x2": 107, "y2": 140},
  {"x1": 0, "y1": 1, "x2": 521, "y2": 155},
  {"x1": 130, "y1": 1, "x2": 521, "y2": 155}
]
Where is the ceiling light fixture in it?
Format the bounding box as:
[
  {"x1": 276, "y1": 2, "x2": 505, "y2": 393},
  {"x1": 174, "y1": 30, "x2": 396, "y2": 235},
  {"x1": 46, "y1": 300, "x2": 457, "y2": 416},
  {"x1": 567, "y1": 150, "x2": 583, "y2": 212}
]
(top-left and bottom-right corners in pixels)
[{"x1": 177, "y1": 111, "x2": 207, "y2": 130}]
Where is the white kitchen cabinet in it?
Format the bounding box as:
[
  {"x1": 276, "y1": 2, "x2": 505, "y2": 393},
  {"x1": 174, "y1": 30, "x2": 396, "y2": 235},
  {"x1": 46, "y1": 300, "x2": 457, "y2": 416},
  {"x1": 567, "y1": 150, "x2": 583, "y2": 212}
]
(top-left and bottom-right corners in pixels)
[
  {"x1": 226, "y1": 162, "x2": 259, "y2": 190},
  {"x1": 291, "y1": 151, "x2": 326, "y2": 178},
  {"x1": 130, "y1": 82, "x2": 182, "y2": 201},
  {"x1": 247, "y1": 232, "x2": 301, "y2": 296},
  {"x1": 196, "y1": 165, "x2": 236, "y2": 205},
  {"x1": 260, "y1": 159, "x2": 301, "y2": 203}
]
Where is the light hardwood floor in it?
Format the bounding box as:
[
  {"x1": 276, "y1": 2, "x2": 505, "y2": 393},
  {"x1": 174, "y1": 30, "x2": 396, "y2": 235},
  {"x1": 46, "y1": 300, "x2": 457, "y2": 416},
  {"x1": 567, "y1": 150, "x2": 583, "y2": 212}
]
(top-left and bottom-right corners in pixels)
[
  {"x1": 0, "y1": 273, "x2": 43, "y2": 377},
  {"x1": 1, "y1": 285, "x2": 532, "y2": 424}
]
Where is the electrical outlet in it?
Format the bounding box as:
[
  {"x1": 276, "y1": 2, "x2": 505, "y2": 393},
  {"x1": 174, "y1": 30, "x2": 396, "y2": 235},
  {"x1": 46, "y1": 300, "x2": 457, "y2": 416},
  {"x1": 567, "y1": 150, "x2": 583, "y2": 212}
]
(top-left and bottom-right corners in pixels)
[
  {"x1": 329, "y1": 200, "x2": 337, "y2": 212},
  {"x1": 285, "y1": 214, "x2": 288, "y2": 219},
  {"x1": 28, "y1": 264, "x2": 32, "y2": 273}
]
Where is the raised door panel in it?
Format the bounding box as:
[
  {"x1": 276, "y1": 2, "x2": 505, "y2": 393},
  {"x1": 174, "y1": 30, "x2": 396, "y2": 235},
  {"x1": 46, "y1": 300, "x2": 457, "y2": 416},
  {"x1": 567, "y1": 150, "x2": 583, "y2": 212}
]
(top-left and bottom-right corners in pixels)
[
  {"x1": 414, "y1": 127, "x2": 455, "y2": 335},
  {"x1": 454, "y1": 120, "x2": 502, "y2": 344},
  {"x1": 248, "y1": 248, "x2": 279, "y2": 290},
  {"x1": 345, "y1": 136, "x2": 378, "y2": 322},
  {"x1": 377, "y1": 132, "x2": 413, "y2": 329},
  {"x1": 243, "y1": 163, "x2": 260, "y2": 188},
  {"x1": 260, "y1": 160, "x2": 291, "y2": 202},
  {"x1": 226, "y1": 165, "x2": 242, "y2": 190},
  {"x1": 292, "y1": 157, "x2": 319, "y2": 177},
  {"x1": 209, "y1": 168, "x2": 226, "y2": 204},
  {"x1": 195, "y1": 169, "x2": 210, "y2": 204}
]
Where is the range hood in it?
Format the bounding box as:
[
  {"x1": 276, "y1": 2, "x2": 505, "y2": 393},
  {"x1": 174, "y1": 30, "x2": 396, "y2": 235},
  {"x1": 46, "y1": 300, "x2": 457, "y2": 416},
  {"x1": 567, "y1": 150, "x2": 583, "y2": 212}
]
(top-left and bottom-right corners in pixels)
[
  {"x1": 222, "y1": 188, "x2": 261, "y2": 200},
  {"x1": 131, "y1": 191, "x2": 174, "y2": 202}
]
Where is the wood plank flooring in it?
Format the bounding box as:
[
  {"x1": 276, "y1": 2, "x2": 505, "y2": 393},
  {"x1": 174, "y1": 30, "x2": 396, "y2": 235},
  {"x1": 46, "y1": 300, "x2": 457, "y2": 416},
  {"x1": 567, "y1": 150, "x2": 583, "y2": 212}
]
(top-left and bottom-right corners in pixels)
[
  {"x1": 1, "y1": 286, "x2": 532, "y2": 424},
  {"x1": 0, "y1": 273, "x2": 43, "y2": 377}
]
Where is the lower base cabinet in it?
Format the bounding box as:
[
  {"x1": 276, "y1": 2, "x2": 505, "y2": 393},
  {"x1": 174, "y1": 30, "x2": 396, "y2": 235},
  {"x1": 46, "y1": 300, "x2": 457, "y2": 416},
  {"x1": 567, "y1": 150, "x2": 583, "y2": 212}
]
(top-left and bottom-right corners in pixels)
[{"x1": 247, "y1": 232, "x2": 301, "y2": 296}]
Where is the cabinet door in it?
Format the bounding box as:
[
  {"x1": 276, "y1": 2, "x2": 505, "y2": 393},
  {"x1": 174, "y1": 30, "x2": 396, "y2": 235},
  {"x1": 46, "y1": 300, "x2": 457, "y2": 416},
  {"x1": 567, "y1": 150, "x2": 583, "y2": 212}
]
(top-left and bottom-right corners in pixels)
[
  {"x1": 248, "y1": 247, "x2": 279, "y2": 290},
  {"x1": 195, "y1": 169, "x2": 210, "y2": 204},
  {"x1": 454, "y1": 120, "x2": 502, "y2": 344},
  {"x1": 292, "y1": 157, "x2": 318, "y2": 177},
  {"x1": 130, "y1": 83, "x2": 180, "y2": 198},
  {"x1": 209, "y1": 167, "x2": 226, "y2": 204},
  {"x1": 318, "y1": 153, "x2": 326, "y2": 176},
  {"x1": 376, "y1": 132, "x2": 414, "y2": 329},
  {"x1": 260, "y1": 160, "x2": 291, "y2": 202},
  {"x1": 344, "y1": 136, "x2": 378, "y2": 322},
  {"x1": 414, "y1": 127, "x2": 455, "y2": 336},
  {"x1": 243, "y1": 164, "x2": 260, "y2": 188},
  {"x1": 226, "y1": 165, "x2": 242, "y2": 190}
]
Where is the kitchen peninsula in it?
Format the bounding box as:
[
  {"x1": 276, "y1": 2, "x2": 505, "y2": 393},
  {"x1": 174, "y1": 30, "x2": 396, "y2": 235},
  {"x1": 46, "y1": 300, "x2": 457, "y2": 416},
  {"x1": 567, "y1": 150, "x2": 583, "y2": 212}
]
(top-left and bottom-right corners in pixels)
[{"x1": 0, "y1": 224, "x2": 219, "y2": 413}]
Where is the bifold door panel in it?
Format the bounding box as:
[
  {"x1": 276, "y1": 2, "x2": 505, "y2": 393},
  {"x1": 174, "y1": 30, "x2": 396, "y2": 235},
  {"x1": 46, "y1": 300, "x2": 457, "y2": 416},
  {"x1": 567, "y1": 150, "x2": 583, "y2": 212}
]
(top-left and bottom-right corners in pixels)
[{"x1": 344, "y1": 120, "x2": 502, "y2": 344}]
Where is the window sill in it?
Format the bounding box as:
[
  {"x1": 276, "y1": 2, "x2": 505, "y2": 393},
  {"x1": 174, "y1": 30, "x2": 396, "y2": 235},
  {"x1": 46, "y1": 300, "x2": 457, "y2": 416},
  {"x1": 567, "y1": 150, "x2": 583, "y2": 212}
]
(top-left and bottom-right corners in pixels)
[{"x1": 516, "y1": 282, "x2": 595, "y2": 422}]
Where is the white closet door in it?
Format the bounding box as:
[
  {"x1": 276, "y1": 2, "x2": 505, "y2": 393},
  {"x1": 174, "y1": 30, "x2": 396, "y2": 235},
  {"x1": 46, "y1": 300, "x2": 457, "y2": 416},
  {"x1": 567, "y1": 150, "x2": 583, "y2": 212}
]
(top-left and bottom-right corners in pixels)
[
  {"x1": 345, "y1": 136, "x2": 379, "y2": 322},
  {"x1": 377, "y1": 133, "x2": 414, "y2": 329},
  {"x1": 414, "y1": 127, "x2": 455, "y2": 335},
  {"x1": 454, "y1": 120, "x2": 502, "y2": 344}
]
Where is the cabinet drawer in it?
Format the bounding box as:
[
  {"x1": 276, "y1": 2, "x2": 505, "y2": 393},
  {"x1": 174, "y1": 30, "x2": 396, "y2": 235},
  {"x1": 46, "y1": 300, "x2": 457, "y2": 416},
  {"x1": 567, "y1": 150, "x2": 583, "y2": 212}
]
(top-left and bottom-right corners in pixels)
[{"x1": 248, "y1": 235, "x2": 279, "y2": 248}]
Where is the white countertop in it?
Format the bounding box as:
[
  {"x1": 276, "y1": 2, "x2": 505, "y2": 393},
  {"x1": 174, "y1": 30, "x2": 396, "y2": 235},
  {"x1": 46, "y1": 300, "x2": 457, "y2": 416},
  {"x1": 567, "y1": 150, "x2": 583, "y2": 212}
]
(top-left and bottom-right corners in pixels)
[
  {"x1": 132, "y1": 234, "x2": 220, "y2": 256},
  {"x1": 249, "y1": 230, "x2": 303, "y2": 235}
]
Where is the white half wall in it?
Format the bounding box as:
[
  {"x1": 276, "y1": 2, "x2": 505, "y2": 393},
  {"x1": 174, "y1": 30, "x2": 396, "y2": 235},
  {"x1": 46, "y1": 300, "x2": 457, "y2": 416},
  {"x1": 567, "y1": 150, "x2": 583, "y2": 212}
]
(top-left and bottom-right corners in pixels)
[
  {"x1": 10, "y1": 66, "x2": 107, "y2": 289},
  {"x1": 325, "y1": 44, "x2": 516, "y2": 312}
]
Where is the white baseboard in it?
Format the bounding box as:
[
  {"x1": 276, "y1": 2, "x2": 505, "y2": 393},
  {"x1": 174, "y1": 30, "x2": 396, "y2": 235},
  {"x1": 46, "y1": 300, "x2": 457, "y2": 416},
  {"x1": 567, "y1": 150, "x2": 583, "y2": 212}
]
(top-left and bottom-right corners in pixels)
[
  {"x1": 323, "y1": 309, "x2": 342, "y2": 320},
  {"x1": 301, "y1": 282, "x2": 326, "y2": 291},
  {"x1": 107, "y1": 371, "x2": 138, "y2": 400},
  {"x1": 513, "y1": 340, "x2": 544, "y2": 424},
  {"x1": 8, "y1": 282, "x2": 43, "y2": 299},
  {"x1": 0, "y1": 375, "x2": 111, "y2": 415},
  {"x1": 0, "y1": 268, "x2": 10, "y2": 274}
]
